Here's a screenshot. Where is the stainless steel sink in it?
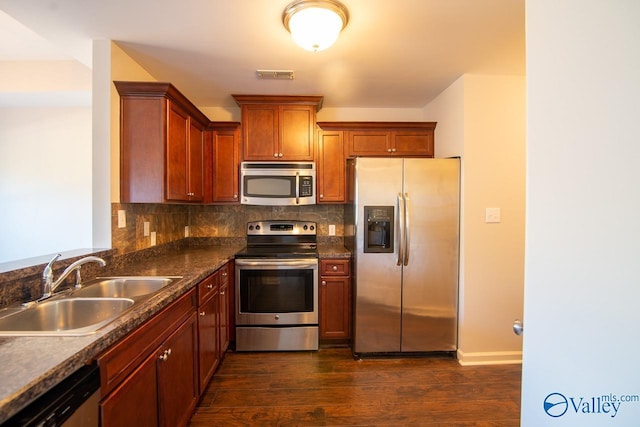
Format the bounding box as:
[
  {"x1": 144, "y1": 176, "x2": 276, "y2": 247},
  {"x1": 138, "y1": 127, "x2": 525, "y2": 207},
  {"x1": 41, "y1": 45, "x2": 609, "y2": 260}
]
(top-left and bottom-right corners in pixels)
[
  {"x1": 0, "y1": 298, "x2": 134, "y2": 336},
  {"x1": 72, "y1": 276, "x2": 181, "y2": 299}
]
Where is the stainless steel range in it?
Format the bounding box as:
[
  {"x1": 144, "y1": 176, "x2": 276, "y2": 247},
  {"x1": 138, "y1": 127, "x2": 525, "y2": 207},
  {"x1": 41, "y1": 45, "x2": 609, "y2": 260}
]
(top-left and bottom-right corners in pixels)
[{"x1": 235, "y1": 220, "x2": 319, "y2": 351}]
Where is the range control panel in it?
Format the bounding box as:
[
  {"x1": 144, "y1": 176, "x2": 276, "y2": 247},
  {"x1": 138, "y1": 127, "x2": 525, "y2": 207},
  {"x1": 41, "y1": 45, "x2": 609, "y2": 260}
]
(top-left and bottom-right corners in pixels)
[{"x1": 246, "y1": 220, "x2": 316, "y2": 236}]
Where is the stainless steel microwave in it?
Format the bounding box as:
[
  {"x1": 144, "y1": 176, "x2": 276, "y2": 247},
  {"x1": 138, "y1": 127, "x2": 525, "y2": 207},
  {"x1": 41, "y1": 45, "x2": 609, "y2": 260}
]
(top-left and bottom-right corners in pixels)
[{"x1": 240, "y1": 162, "x2": 316, "y2": 206}]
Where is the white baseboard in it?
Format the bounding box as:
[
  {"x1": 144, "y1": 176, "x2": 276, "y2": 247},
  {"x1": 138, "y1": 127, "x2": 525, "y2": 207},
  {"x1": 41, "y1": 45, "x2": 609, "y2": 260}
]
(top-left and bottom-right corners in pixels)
[{"x1": 457, "y1": 349, "x2": 522, "y2": 366}]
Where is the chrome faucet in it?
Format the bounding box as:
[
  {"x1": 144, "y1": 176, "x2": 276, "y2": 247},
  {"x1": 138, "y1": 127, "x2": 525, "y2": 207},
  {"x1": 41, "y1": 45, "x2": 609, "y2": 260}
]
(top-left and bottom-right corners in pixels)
[{"x1": 41, "y1": 254, "x2": 107, "y2": 299}]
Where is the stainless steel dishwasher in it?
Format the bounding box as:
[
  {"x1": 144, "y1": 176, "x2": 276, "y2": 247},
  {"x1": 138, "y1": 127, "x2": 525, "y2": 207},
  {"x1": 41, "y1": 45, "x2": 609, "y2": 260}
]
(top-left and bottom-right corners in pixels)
[{"x1": 5, "y1": 364, "x2": 100, "y2": 426}]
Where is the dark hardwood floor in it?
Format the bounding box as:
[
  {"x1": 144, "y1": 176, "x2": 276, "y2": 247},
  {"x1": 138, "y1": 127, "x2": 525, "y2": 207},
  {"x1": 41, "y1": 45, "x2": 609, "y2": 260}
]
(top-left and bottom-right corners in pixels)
[{"x1": 189, "y1": 347, "x2": 521, "y2": 426}]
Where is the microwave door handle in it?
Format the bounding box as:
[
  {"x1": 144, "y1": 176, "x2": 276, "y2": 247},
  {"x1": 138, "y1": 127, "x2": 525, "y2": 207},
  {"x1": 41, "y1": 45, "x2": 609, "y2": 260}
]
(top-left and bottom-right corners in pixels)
[{"x1": 295, "y1": 171, "x2": 300, "y2": 205}]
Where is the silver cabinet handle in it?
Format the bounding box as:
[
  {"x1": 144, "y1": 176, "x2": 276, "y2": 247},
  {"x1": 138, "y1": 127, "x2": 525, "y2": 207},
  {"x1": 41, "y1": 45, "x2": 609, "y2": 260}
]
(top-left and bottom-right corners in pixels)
[
  {"x1": 278, "y1": 153, "x2": 283, "y2": 158},
  {"x1": 233, "y1": 193, "x2": 238, "y2": 199},
  {"x1": 207, "y1": 284, "x2": 213, "y2": 289},
  {"x1": 273, "y1": 153, "x2": 278, "y2": 158},
  {"x1": 513, "y1": 319, "x2": 524, "y2": 336},
  {"x1": 158, "y1": 348, "x2": 171, "y2": 361},
  {"x1": 321, "y1": 280, "x2": 327, "y2": 286},
  {"x1": 220, "y1": 290, "x2": 225, "y2": 295},
  {"x1": 199, "y1": 311, "x2": 205, "y2": 316},
  {"x1": 295, "y1": 171, "x2": 300, "y2": 205}
]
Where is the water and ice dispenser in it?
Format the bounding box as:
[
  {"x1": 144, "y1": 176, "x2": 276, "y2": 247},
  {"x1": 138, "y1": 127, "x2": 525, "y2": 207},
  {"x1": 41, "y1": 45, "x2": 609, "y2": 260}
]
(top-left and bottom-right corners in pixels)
[{"x1": 364, "y1": 206, "x2": 394, "y2": 253}]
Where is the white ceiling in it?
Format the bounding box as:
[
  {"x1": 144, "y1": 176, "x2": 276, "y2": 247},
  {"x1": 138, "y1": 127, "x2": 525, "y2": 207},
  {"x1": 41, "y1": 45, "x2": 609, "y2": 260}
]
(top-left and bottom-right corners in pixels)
[{"x1": 0, "y1": 0, "x2": 524, "y2": 109}]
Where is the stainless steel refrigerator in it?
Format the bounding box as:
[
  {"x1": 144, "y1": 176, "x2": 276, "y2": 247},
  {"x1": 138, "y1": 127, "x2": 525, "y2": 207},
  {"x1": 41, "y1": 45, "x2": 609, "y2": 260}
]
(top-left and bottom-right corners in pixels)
[{"x1": 346, "y1": 157, "x2": 460, "y2": 354}]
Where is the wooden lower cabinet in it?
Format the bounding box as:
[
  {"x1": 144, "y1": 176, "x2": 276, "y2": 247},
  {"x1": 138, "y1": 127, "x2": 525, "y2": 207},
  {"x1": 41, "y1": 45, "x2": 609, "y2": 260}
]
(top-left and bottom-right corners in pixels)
[
  {"x1": 100, "y1": 352, "x2": 158, "y2": 427},
  {"x1": 98, "y1": 289, "x2": 198, "y2": 427},
  {"x1": 196, "y1": 261, "x2": 232, "y2": 392},
  {"x1": 197, "y1": 272, "x2": 221, "y2": 391},
  {"x1": 157, "y1": 313, "x2": 199, "y2": 427},
  {"x1": 319, "y1": 259, "x2": 352, "y2": 342},
  {"x1": 98, "y1": 262, "x2": 234, "y2": 426}
]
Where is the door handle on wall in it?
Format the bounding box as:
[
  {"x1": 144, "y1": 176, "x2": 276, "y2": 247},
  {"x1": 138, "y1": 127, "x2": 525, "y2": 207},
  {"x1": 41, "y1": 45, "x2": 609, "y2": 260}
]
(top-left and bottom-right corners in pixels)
[{"x1": 513, "y1": 319, "x2": 524, "y2": 336}]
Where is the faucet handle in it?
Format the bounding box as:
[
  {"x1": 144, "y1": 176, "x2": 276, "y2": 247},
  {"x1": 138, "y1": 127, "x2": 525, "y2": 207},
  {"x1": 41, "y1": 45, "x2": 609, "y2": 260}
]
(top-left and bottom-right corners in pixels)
[{"x1": 43, "y1": 253, "x2": 62, "y2": 280}]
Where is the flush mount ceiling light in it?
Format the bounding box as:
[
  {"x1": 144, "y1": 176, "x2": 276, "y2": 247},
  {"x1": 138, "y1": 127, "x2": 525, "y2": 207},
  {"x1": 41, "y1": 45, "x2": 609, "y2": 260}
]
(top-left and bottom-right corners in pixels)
[{"x1": 283, "y1": 0, "x2": 349, "y2": 52}]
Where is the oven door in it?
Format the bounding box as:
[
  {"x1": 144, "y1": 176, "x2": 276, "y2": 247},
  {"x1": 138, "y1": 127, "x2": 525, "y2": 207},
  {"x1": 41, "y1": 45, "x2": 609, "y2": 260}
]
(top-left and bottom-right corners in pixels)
[{"x1": 235, "y1": 258, "x2": 318, "y2": 326}]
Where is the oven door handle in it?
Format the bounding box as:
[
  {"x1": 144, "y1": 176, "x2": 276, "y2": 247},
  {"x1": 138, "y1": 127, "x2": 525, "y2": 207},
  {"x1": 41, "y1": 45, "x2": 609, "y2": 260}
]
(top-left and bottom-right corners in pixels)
[{"x1": 235, "y1": 259, "x2": 318, "y2": 268}]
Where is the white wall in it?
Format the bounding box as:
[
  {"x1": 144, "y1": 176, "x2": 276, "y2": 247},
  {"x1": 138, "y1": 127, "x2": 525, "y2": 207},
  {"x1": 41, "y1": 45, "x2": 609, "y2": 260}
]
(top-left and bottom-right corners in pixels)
[
  {"x1": 522, "y1": 0, "x2": 640, "y2": 425},
  {"x1": 0, "y1": 107, "x2": 92, "y2": 262},
  {"x1": 424, "y1": 73, "x2": 526, "y2": 365}
]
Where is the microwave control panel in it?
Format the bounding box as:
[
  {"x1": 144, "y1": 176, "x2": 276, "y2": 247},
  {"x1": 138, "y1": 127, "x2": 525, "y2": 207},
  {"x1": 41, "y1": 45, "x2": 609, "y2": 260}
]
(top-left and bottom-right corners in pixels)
[{"x1": 299, "y1": 176, "x2": 313, "y2": 197}]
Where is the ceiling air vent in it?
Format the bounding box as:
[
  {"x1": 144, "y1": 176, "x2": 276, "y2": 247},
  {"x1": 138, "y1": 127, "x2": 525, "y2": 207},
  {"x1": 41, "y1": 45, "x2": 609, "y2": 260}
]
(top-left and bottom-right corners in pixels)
[{"x1": 256, "y1": 70, "x2": 294, "y2": 80}]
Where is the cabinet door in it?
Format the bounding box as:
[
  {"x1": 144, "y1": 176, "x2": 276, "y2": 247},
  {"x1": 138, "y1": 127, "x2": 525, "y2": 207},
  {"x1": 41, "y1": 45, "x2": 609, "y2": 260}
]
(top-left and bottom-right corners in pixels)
[
  {"x1": 188, "y1": 119, "x2": 204, "y2": 201},
  {"x1": 157, "y1": 313, "x2": 199, "y2": 427},
  {"x1": 219, "y1": 280, "x2": 230, "y2": 355},
  {"x1": 100, "y1": 351, "x2": 159, "y2": 427},
  {"x1": 317, "y1": 130, "x2": 346, "y2": 203},
  {"x1": 392, "y1": 130, "x2": 434, "y2": 157},
  {"x1": 166, "y1": 101, "x2": 190, "y2": 201},
  {"x1": 212, "y1": 128, "x2": 240, "y2": 203},
  {"x1": 280, "y1": 105, "x2": 315, "y2": 160},
  {"x1": 320, "y1": 276, "x2": 351, "y2": 339},
  {"x1": 346, "y1": 130, "x2": 391, "y2": 156},
  {"x1": 242, "y1": 105, "x2": 278, "y2": 160},
  {"x1": 198, "y1": 289, "x2": 220, "y2": 391}
]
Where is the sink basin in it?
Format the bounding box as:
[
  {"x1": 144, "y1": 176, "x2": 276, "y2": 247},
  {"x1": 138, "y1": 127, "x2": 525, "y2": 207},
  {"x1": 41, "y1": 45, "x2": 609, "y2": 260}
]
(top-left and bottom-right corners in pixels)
[
  {"x1": 72, "y1": 276, "x2": 181, "y2": 299},
  {"x1": 0, "y1": 298, "x2": 134, "y2": 336}
]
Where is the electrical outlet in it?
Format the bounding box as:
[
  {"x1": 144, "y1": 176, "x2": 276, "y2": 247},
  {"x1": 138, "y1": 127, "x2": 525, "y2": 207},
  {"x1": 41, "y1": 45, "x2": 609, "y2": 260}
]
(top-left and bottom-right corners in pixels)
[
  {"x1": 143, "y1": 221, "x2": 150, "y2": 236},
  {"x1": 117, "y1": 210, "x2": 126, "y2": 228},
  {"x1": 328, "y1": 224, "x2": 336, "y2": 236},
  {"x1": 485, "y1": 207, "x2": 501, "y2": 223},
  {"x1": 150, "y1": 231, "x2": 157, "y2": 246}
]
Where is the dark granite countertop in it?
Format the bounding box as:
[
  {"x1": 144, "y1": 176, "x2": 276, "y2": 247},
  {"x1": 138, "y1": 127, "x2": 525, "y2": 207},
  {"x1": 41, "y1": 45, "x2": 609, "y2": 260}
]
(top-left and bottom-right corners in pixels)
[
  {"x1": 0, "y1": 243, "x2": 242, "y2": 424},
  {"x1": 317, "y1": 244, "x2": 351, "y2": 259}
]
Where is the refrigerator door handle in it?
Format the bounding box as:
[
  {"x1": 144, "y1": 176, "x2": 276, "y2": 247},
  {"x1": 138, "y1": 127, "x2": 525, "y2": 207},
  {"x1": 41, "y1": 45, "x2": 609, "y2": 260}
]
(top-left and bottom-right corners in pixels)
[
  {"x1": 404, "y1": 192, "x2": 411, "y2": 266},
  {"x1": 397, "y1": 192, "x2": 404, "y2": 266}
]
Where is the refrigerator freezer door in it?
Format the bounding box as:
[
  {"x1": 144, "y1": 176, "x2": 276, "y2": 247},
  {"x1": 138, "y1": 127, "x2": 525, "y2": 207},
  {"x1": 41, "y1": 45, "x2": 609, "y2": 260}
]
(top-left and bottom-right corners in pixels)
[
  {"x1": 353, "y1": 158, "x2": 403, "y2": 353},
  {"x1": 401, "y1": 158, "x2": 460, "y2": 352}
]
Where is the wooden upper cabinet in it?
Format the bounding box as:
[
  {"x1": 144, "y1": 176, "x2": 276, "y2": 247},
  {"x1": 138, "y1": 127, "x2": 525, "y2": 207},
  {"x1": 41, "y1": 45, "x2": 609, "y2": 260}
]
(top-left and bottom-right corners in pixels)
[
  {"x1": 205, "y1": 122, "x2": 241, "y2": 204},
  {"x1": 316, "y1": 129, "x2": 346, "y2": 203},
  {"x1": 115, "y1": 81, "x2": 209, "y2": 203},
  {"x1": 233, "y1": 95, "x2": 323, "y2": 161},
  {"x1": 318, "y1": 122, "x2": 436, "y2": 157}
]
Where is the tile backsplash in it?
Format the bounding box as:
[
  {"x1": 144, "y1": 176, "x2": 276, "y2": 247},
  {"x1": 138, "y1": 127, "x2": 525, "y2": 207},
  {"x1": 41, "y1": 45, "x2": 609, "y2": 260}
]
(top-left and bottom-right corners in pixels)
[{"x1": 112, "y1": 203, "x2": 345, "y2": 255}]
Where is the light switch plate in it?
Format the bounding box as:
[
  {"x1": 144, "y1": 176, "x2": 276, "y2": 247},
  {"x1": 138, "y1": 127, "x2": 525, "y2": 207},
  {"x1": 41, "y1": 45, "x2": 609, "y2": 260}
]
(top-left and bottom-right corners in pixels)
[
  {"x1": 329, "y1": 224, "x2": 336, "y2": 236},
  {"x1": 143, "y1": 221, "x2": 150, "y2": 236},
  {"x1": 150, "y1": 231, "x2": 157, "y2": 246},
  {"x1": 485, "y1": 207, "x2": 501, "y2": 223},
  {"x1": 117, "y1": 210, "x2": 126, "y2": 228},
  {"x1": 184, "y1": 226, "x2": 190, "y2": 238}
]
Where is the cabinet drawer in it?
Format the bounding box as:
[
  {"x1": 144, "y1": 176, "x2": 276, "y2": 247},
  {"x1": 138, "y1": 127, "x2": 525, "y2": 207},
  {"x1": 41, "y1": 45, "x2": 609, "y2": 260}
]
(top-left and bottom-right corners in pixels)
[
  {"x1": 97, "y1": 289, "x2": 196, "y2": 396},
  {"x1": 198, "y1": 272, "x2": 219, "y2": 306},
  {"x1": 219, "y1": 263, "x2": 230, "y2": 287},
  {"x1": 320, "y1": 259, "x2": 350, "y2": 276}
]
